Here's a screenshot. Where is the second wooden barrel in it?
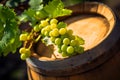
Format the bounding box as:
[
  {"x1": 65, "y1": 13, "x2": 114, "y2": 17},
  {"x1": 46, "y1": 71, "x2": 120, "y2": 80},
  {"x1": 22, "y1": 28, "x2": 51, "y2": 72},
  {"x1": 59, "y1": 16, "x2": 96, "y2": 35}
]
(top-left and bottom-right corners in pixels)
[{"x1": 26, "y1": 2, "x2": 120, "y2": 80}]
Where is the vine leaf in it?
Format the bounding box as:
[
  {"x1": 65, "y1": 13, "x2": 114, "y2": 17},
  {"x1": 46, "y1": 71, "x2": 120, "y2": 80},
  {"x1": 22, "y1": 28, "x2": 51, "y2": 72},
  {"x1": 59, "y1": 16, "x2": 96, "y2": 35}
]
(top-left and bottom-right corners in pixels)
[
  {"x1": 0, "y1": 4, "x2": 21, "y2": 56},
  {"x1": 18, "y1": 0, "x2": 72, "y2": 26}
]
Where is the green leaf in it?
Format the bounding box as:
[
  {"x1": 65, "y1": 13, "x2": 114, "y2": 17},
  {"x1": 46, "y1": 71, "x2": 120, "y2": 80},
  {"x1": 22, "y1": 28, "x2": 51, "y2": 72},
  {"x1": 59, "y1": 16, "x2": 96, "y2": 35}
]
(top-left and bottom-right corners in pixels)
[
  {"x1": 43, "y1": 0, "x2": 72, "y2": 18},
  {"x1": 36, "y1": 9, "x2": 49, "y2": 19},
  {"x1": 19, "y1": 0, "x2": 72, "y2": 26},
  {"x1": 18, "y1": 9, "x2": 37, "y2": 26},
  {"x1": 57, "y1": 22, "x2": 67, "y2": 29},
  {"x1": 29, "y1": 0, "x2": 43, "y2": 10},
  {"x1": 0, "y1": 5, "x2": 21, "y2": 56}
]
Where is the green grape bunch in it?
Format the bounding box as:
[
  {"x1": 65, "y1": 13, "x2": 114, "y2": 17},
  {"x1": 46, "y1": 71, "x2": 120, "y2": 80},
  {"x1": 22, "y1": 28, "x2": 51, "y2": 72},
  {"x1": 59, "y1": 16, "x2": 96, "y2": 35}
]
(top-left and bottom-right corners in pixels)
[
  {"x1": 39, "y1": 18, "x2": 85, "y2": 57},
  {"x1": 19, "y1": 18, "x2": 85, "y2": 60}
]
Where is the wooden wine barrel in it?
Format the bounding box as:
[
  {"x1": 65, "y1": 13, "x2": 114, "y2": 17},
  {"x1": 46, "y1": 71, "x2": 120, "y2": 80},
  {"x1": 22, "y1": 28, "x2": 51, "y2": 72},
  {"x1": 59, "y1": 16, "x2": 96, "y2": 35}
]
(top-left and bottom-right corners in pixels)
[{"x1": 26, "y1": 2, "x2": 120, "y2": 80}]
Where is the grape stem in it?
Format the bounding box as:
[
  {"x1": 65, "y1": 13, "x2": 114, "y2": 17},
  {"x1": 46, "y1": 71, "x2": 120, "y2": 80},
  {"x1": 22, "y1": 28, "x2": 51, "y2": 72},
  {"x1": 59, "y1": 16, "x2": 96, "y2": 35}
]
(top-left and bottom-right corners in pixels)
[{"x1": 53, "y1": 53, "x2": 57, "y2": 59}]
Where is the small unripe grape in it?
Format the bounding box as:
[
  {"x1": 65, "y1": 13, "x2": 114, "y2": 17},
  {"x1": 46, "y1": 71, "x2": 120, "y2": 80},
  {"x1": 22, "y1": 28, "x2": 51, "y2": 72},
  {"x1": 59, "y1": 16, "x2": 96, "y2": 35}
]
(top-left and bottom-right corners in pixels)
[
  {"x1": 59, "y1": 28, "x2": 67, "y2": 35},
  {"x1": 20, "y1": 54, "x2": 28, "y2": 60},
  {"x1": 19, "y1": 33, "x2": 28, "y2": 41},
  {"x1": 41, "y1": 28, "x2": 46, "y2": 34},
  {"x1": 33, "y1": 25, "x2": 40, "y2": 32},
  {"x1": 45, "y1": 25, "x2": 51, "y2": 31},
  {"x1": 78, "y1": 38, "x2": 85, "y2": 45},
  {"x1": 67, "y1": 29, "x2": 73, "y2": 35},
  {"x1": 67, "y1": 46, "x2": 74, "y2": 54},
  {"x1": 70, "y1": 40, "x2": 77, "y2": 46},
  {"x1": 40, "y1": 20, "x2": 49, "y2": 27},
  {"x1": 19, "y1": 47, "x2": 26, "y2": 54},
  {"x1": 55, "y1": 38, "x2": 61, "y2": 45},
  {"x1": 50, "y1": 18, "x2": 58, "y2": 24},
  {"x1": 39, "y1": 24, "x2": 43, "y2": 29},
  {"x1": 36, "y1": 11, "x2": 40, "y2": 15},
  {"x1": 58, "y1": 48, "x2": 62, "y2": 53},
  {"x1": 49, "y1": 31, "x2": 53, "y2": 37},
  {"x1": 63, "y1": 38, "x2": 70, "y2": 45},
  {"x1": 61, "y1": 44, "x2": 67, "y2": 52},
  {"x1": 50, "y1": 23, "x2": 57, "y2": 29},
  {"x1": 62, "y1": 52, "x2": 68, "y2": 57},
  {"x1": 25, "y1": 49, "x2": 31, "y2": 55},
  {"x1": 52, "y1": 28, "x2": 59, "y2": 37}
]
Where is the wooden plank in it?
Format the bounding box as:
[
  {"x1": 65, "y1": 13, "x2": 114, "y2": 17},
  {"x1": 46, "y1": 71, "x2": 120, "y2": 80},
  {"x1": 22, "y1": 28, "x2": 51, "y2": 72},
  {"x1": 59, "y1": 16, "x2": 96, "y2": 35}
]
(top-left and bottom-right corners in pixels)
[
  {"x1": 83, "y1": 66, "x2": 104, "y2": 80},
  {"x1": 30, "y1": 69, "x2": 40, "y2": 80},
  {"x1": 97, "y1": 4, "x2": 114, "y2": 21},
  {"x1": 109, "y1": 17, "x2": 115, "y2": 32},
  {"x1": 56, "y1": 76, "x2": 69, "y2": 80},
  {"x1": 67, "y1": 3, "x2": 84, "y2": 14},
  {"x1": 40, "y1": 75, "x2": 56, "y2": 80},
  {"x1": 84, "y1": 2, "x2": 98, "y2": 13},
  {"x1": 27, "y1": 67, "x2": 34, "y2": 80},
  {"x1": 69, "y1": 74, "x2": 87, "y2": 80}
]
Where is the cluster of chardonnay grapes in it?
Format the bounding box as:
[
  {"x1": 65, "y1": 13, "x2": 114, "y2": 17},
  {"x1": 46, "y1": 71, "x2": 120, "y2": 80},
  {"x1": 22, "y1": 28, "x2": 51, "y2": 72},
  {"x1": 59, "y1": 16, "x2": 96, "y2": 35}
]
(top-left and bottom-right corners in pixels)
[{"x1": 19, "y1": 18, "x2": 84, "y2": 60}]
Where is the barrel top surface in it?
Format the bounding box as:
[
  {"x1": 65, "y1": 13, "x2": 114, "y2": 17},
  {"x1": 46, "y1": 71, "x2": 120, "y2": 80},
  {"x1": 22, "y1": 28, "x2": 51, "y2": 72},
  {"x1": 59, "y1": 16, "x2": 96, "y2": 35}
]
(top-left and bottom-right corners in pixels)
[{"x1": 26, "y1": 2, "x2": 120, "y2": 76}]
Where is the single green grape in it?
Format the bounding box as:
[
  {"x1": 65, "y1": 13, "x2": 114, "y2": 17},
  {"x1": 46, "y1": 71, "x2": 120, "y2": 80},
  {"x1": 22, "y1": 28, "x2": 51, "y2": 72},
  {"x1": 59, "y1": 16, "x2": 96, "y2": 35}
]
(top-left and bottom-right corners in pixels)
[
  {"x1": 61, "y1": 52, "x2": 68, "y2": 57},
  {"x1": 63, "y1": 38, "x2": 70, "y2": 45},
  {"x1": 55, "y1": 38, "x2": 61, "y2": 45},
  {"x1": 41, "y1": 28, "x2": 46, "y2": 35},
  {"x1": 39, "y1": 24, "x2": 44, "y2": 29},
  {"x1": 19, "y1": 47, "x2": 26, "y2": 54},
  {"x1": 36, "y1": 11, "x2": 40, "y2": 15},
  {"x1": 50, "y1": 18, "x2": 58, "y2": 24},
  {"x1": 58, "y1": 48, "x2": 62, "y2": 53},
  {"x1": 78, "y1": 38, "x2": 85, "y2": 45},
  {"x1": 25, "y1": 49, "x2": 31, "y2": 55},
  {"x1": 19, "y1": 33, "x2": 28, "y2": 41},
  {"x1": 61, "y1": 44, "x2": 67, "y2": 52},
  {"x1": 50, "y1": 23, "x2": 57, "y2": 29},
  {"x1": 49, "y1": 31, "x2": 53, "y2": 37},
  {"x1": 67, "y1": 29, "x2": 73, "y2": 35},
  {"x1": 70, "y1": 40, "x2": 77, "y2": 46},
  {"x1": 59, "y1": 28, "x2": 67, "y2": 35},
  {"x1": 45, "y1": 25, "x2": 51, "y2": 32},
  {"x1": 33, "y1": 25, "x2": 40, "y2": 32},
  {"x1": 51, "y1": 28, "x2": 59, "y2": 37},
  {"x1": 20, "y1": 54, "x2": 28, "y2": 60},
  {"x1": 67, "y1": 46, "x2": 74, "y2": 54},
  {"x1": 40, "y1": 20, "x2": 49, "y2": 27}
]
